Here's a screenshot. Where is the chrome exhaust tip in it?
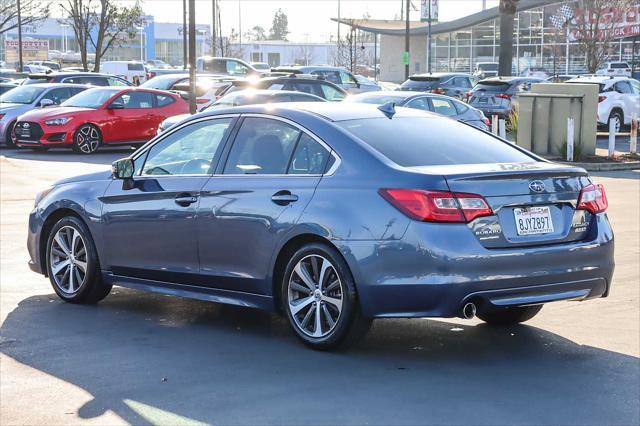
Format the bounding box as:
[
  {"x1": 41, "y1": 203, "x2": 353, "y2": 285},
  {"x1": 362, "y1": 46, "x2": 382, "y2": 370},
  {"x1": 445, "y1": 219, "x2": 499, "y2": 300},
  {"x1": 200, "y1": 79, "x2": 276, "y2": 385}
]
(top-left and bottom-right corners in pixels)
[{"x1": 462, "y1": 302, "x2": 477, "y2": 319}]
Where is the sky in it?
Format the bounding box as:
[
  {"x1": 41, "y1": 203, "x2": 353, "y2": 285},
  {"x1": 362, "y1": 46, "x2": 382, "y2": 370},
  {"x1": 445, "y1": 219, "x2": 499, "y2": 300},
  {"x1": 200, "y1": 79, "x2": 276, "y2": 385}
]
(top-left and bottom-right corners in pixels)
[{"x1": 117, "y1": 0, "x2": 500, "y2": 42}]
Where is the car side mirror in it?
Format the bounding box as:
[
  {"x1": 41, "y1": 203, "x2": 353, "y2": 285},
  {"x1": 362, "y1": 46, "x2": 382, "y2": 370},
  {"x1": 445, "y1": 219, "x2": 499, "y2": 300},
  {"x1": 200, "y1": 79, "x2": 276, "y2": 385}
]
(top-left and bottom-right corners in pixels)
[
  {"x1": 112, "y1": 157, "x2": 134, "y2": 180},
  {"x1": 108, "y1": 101, "x2": 125, "y2": 110},
  {"x1": 39, "y1": 99, "x2": 55, "y2": 108}
]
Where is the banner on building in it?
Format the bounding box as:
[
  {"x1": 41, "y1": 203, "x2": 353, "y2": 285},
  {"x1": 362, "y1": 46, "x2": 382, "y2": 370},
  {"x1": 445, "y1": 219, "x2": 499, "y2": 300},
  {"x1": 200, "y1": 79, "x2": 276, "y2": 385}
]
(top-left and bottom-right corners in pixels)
[
  {"x1": 420, "y1": 0, "x2": 438, "y2": 23},
  {"x1": 4, "y1": 39, "x2": 49, "y2": 64},
  {"x1": 570, "y1": 4, "x2": 640, "y2": 41}
]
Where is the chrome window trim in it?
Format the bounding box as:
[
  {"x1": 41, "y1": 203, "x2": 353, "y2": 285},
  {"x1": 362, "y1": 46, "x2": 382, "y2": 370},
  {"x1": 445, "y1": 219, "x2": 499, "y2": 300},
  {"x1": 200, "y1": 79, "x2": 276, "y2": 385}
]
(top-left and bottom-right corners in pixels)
[{"x1": 130, "y1": 112, "x2": 341, "y2": 178}]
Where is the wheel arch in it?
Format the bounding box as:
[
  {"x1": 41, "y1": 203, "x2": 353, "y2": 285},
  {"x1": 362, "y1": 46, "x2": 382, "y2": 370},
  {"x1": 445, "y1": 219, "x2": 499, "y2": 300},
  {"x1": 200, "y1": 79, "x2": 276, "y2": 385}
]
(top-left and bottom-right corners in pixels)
[
  {"x1": 39, "y1": 207, "x2": 90, "y2": 277},
  {"x1": 271, "y1": 233, "x2": 349, "y2": 313}
]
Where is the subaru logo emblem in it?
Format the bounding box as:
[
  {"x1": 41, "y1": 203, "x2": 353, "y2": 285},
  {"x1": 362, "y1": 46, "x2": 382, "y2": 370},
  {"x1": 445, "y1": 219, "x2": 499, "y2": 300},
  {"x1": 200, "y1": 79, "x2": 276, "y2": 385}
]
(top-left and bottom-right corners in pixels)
[
  {"x1": 529, "y1": 180, "x2": 545, "y2": 192},
  {"x1": 23, "y1": 123, "x2": 30, "y2": 128}
]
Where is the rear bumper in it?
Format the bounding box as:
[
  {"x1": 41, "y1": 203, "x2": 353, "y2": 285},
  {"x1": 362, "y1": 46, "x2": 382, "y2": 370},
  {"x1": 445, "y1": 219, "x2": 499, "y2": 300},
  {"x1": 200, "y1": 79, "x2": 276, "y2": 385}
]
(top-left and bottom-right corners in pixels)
[{"x1": 338, "y1": 213, "x2": 614, "y2": 318}]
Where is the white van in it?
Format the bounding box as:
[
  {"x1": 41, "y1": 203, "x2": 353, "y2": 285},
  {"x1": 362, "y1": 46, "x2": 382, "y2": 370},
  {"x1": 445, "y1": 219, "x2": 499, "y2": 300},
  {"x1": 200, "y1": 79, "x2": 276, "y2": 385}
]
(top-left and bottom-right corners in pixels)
[{"x1": 100, "y1": 61, "x2": 146, "y2": 84}]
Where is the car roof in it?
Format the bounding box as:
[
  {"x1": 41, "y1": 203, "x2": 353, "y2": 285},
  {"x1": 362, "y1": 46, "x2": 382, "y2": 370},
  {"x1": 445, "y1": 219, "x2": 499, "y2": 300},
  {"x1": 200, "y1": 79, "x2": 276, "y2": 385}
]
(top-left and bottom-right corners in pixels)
[
  {"x1": 229, "y1": 89, "x2": 320, "y2": 97},
  {"x1": 199, "y1": 101, "x2": 434, "y2": 122},
  {"x1": 478, "y1": 76, "x2": 540, "y2": 83},
  {"x1": 567, "y1": 75, "x2": 628, "y2": 83},
  {"x1": 409, "y1": 72, "x2": 470, "y2": 78}
]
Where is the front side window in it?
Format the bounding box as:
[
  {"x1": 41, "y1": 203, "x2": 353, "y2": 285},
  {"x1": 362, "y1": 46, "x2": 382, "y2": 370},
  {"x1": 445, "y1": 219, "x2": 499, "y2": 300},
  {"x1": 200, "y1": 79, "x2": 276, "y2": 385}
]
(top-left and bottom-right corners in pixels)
[
  {"x1": 223, "y1": 117, "x2": 300, "y2": 174},
  {"x1": 0, "y1": 86, "x2": 45, "y2": 104},
  {"x1": 113, "y1": 91, "x2": 154, "y2": 109},
  {"x1": 226, "y1": 60, "x2": 249, "y2": 75},
  {"x1": 614, "y1": 82, "x2": 632, "y2": 94},
  {"x1": 313, "y1": 70, "x2": 341, "y2": 85},
  {"x1": 108, "y1": 77, "x2": 130, "y2": 87},
  {"x1": 288, "y1": 134, "x2": 331, "y2": 175},
  {"x1": 339, "y1": 70, "x2": 357, "y2": 85},
  {"x1": 43, "y1": 87, "x2": 72, "y2": 104},
  {"x1": 142, "y1": 118, "x2": 233, "y2": 176}
]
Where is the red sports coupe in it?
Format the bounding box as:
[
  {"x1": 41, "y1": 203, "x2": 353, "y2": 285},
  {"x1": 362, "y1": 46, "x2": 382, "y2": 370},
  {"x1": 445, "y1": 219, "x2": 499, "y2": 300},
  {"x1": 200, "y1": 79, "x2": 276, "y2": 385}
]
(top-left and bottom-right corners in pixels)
[{"x1": 13, "y1": 87, "x2": 189, "y2": 154}]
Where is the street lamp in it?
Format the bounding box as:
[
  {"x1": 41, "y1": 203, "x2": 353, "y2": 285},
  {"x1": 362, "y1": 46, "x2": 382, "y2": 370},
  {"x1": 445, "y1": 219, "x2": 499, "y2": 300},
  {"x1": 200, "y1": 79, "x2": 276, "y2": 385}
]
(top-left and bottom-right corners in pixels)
[
  {"x1": 197, "y1": 29, "x2": 207, "y2": 56},
  {"x1": 60, "y1": 23, "x2": 70, "y2": 54},
  {"x1": 136, "y1": 25, "x2": 145, "y2": 62}
]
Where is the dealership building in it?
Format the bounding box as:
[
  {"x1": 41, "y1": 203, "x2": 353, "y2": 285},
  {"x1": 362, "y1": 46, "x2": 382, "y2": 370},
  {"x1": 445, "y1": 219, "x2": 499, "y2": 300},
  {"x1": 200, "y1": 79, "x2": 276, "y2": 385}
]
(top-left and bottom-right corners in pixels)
[
  {"x1": 335, "y1": 0, "x2": 640, "y2": 82},
  {"x1": 0, "y1": 17, "x2": 211, "y2": 66}
]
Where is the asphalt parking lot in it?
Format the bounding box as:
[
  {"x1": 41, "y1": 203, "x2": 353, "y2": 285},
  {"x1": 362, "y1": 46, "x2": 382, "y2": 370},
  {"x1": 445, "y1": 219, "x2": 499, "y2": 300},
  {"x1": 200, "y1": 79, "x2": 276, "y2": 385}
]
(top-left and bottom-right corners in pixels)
[{"x1": 1, "y1": 147, "x2": 638, "y2": 425}]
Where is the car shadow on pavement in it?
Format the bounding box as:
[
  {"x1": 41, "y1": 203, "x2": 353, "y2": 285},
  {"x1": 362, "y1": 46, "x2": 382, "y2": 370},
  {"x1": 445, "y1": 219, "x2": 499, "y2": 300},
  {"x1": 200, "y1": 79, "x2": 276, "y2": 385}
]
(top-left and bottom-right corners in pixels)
[
  {"x1": 0, "y1": 146, "x2": 134, "y2": 165},
  {"x1": 1, "y1": 289, "x2": 639, "y2": 425}
]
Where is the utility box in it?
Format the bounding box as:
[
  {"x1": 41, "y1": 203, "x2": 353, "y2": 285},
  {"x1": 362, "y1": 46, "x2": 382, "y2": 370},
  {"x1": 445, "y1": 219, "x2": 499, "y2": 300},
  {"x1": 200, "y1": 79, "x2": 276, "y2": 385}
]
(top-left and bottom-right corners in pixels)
[{"x1": 516, "y1": 83, "x2": 598, "y2": 157}]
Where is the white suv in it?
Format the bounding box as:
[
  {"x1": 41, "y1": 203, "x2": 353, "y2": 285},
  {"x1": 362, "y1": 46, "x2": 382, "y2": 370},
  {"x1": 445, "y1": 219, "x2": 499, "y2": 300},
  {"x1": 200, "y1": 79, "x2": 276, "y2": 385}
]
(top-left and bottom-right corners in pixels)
[
  {"x1": 568, "y1": 76, "x2": 640, "y2": 133},
  {"x1": 596, "y1": 62, "x2": 632, "y2": 77}
]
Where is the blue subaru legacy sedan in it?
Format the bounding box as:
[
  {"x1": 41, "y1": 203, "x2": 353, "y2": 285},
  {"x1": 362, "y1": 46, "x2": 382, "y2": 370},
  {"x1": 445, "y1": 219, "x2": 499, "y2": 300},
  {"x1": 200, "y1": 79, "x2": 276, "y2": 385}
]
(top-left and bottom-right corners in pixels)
[{"x1": 27, "y1": 103, "x2": 614, "y2": 350}]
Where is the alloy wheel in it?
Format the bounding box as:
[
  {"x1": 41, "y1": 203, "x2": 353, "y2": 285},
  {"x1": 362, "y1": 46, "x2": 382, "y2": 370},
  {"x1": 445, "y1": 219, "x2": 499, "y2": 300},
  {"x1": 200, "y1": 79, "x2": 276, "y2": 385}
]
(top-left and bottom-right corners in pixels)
[
  {"x1": 287, "y1": 254, "x2": 343, "y2": 338},
  {"x1": 49, "y1": 226, "x2": 88, "y2": 294},
  {"x1": 76, "y1": 125, "x2": 100, "y2": 153}
]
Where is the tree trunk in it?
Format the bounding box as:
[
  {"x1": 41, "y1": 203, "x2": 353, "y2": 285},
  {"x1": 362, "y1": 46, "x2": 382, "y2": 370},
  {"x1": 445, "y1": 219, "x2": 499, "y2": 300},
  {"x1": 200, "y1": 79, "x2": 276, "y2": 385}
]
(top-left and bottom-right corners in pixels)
[{"x1": 498, "y1": 11, "x2": 515, "y2": 76}]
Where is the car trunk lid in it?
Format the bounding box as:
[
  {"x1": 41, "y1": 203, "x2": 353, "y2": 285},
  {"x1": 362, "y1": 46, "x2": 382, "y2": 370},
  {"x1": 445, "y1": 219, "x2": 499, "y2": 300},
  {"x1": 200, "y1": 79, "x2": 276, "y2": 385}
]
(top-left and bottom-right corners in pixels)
[{"x1": 410, "y1": 162, "x2": 593, "y2": 248}]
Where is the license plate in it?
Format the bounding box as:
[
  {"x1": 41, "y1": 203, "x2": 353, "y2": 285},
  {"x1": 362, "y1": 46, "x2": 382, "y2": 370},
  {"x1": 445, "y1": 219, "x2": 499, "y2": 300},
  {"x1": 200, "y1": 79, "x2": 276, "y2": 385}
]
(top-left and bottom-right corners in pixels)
[{"x1": 514, "y1": 206, "x2": 554, "y2": 236}]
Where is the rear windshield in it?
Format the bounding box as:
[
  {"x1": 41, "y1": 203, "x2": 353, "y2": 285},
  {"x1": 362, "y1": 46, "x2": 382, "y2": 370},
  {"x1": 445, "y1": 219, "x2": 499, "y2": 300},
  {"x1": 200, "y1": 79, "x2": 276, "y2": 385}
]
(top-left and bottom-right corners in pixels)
[
  {"x1": 473, "y1": 81, "x2": 513, "y2": 92},
  {"x1": 610, "y1": 63, "x2": 629, "y2": 69},
  {"x1": 478, "y1": 63, "x2": 498, "y2": 71},
  {"x1": 399, "y1": 77, "x2": 441, "y2": 91},
  {"x1": 128, "y1": 63, "x2": 145, "y2": 71},
  {"x1": 141, "y1": 76, "x2": 183, "y2": 90},
  {"x1": 338, "y1": 117, "x2": 534, "y2": 167}
]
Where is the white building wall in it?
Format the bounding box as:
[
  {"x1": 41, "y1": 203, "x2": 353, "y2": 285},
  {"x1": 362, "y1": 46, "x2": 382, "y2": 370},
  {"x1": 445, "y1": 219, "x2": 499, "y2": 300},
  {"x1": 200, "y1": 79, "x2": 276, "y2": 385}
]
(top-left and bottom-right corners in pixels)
[{"x1": 379, "y1": 35, "x2": 427, "y2": 83}]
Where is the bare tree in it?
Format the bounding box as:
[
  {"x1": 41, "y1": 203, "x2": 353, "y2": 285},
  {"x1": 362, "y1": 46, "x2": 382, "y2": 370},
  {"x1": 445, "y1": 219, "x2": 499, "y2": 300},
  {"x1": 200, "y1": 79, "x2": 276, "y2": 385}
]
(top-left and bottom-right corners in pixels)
[
  {"x1": 59, "y1": 0, "x2": 143, "y2": 72},
  {"x1": 332, "y1": 26, "x2": 366, "y2": 72},
  {"x1": 0, "y1": 0, "x2": 51, "y2": 34},
  {"x1": 571, "y1": 0, "x2": 633, "y2": 73}
]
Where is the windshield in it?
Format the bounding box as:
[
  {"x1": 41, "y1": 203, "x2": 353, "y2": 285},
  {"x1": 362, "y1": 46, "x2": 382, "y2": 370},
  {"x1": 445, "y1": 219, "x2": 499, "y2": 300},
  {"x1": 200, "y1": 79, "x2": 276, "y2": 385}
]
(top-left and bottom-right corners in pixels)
[
  {"x1": 338, "y1": 117, "x2": 534, "y2": 167},
  {"x1": 61, "y1": 88, "x2": 119, "y2": 108},
  {"x1": 0, "y1": 86, "x2": 45, "y2": 104},
  {"x1": 347, "y1": 94, "x2": 407, "y2": 105}
]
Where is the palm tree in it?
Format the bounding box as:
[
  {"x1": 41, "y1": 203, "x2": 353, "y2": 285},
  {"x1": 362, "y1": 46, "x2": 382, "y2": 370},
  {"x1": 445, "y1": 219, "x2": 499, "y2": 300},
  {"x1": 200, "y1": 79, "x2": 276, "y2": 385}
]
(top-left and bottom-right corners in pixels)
[{"x1": 498, "y1": 0, "x2": 519, "y2": 76}]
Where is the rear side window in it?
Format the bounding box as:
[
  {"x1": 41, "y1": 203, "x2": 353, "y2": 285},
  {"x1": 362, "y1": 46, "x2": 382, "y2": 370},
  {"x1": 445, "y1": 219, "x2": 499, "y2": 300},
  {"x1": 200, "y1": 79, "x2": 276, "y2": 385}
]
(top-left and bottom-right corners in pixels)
[
  {"x1": 429, "y1": 98, "x2": 457, "y2": 116},
  {"x1": 128, "y1": 63, "x2": 145, "y2": 71},
  {"x1": 114, "y1": 91, "x2": 154, "y2": 109},
  {"x1": 108, "y1": 77, "x2": 130, "y2": 87},
  {"x1": 156, "y1": 94, "x2": 175, "y2": 107},
  {"x1": 223, "y1": 118, "x2": 300, "y2": 174},
  {"x1": 312, "y1": 70, "x2": 341, "y2": 85},
  {"x1": 405, "y1": 97, "x2": 430, "y2": 111},
  {"x1": 614, "y1": 82, "x2": 632, "y2": 94},
  {"x1": 288, "y1": 134, "x2": 330, "y2": 175},
  {"x1": 338, "y1": 117, "x2": 534, "y2": 167},
  {"x1": 610, "y1": 63, "x2": 629, "y2": 69}
]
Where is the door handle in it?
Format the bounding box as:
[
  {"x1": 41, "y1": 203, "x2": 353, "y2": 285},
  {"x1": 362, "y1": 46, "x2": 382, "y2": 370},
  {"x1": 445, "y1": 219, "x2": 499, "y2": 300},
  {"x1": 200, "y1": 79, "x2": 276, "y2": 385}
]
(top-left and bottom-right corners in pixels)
[
  {"x1": 174, "y1": 194, "x2": 198, "y2": 206},
  {"x1": 271, "y1": 190, "x2": 298, "y2": 205}
]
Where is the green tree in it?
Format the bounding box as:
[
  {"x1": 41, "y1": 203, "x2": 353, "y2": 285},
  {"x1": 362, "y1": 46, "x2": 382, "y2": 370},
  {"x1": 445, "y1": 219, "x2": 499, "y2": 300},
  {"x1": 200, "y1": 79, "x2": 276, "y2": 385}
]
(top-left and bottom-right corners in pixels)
[
  {"x1": 246, "y1": 25, "x2": 267, "y2": 41},
  {"x1": 60, "y1": 0, "x2": 143, "y2": 72},
  {"x1": 498, "y1": 0, "x2": 519, "y2": 76},
  {"x1": 268, "y1": 9, "x2": 289, "y2": 41}
]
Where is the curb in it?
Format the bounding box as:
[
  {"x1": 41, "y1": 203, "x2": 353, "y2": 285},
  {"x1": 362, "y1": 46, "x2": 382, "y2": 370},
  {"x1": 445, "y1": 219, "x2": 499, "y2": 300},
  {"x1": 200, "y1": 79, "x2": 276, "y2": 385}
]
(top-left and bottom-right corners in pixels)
[{"x1": 555, "y1": 161, "x2": 640, "y2": 171}]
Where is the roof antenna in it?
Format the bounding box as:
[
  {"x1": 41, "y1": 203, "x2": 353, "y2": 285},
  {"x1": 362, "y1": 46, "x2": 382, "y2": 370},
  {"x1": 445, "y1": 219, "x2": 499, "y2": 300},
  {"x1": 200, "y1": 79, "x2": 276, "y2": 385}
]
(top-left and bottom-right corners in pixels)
[{"x1": 378, "y1": 101, "x2": 396, "y2": 119}]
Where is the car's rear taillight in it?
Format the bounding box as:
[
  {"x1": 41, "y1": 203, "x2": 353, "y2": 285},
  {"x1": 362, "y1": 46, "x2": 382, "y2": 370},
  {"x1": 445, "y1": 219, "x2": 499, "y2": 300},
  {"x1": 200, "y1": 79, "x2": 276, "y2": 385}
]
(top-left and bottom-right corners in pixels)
[
  {"x1": 577, "y1": 183, "x2": 608, "y2": 214},
  {"x1": 598, "y1": 95, "x2": 607, "y2": 103},
  {"x1": 495, "y1": 93, "x2": 512, "y2": 99},
  {"x1": 196, "y1": 98, "x2": 209, "y2": 104},
  {"x1": 379, "y1": 189, "x2": 493, "y2": 223},
  {"x1": 431, "y1": 88, "x2": 446, "y2": 95},
  {"x1": 0, "y1": 114, "x2": 4, "y2": 119}
]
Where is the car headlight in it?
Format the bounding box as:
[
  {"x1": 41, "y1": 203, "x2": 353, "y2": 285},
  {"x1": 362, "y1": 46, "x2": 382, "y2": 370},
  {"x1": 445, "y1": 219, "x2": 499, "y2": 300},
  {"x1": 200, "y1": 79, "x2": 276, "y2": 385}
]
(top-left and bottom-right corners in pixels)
[
  {"x1": 34, "y1": 186, "x2": 54, "y2": 207},
  {"x1": 44, "y1": 117, "x2": 71, "y2": 126}
]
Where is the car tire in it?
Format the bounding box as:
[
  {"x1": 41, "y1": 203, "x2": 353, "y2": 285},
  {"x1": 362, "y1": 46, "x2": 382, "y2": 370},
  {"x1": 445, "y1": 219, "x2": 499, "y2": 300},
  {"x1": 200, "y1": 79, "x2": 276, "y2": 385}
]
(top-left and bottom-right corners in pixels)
[
  {"x1": 281, "y1": 242, "x2": 371, "y2": 350},
  {"x1": 607, "y1": 110, "x2": 623, "y2": 134},
  {"x1": 45, "y1": 216, "x2": 111, "y2": 304},
  {"x1": 72, "y1": 124, "x2": 102, "y2": 154},
  {"x1": 4, "y1": 122, "x2": 16, "y2": 148},
  {"x1": 477, "y1": 305, "x2": 542, "y2": 326}
]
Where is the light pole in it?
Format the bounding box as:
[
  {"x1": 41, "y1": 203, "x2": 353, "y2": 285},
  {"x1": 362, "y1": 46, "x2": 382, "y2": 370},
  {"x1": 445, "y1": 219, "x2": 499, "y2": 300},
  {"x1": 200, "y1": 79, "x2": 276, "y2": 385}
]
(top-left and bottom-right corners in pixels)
[
  {"x1": 17, "y1": 0, "x2": 23, "y2": 71},
  {"x1": 136, "y1": 25, "x2": 145, "y2": 62},
  {"x1": 61, "y1": 24, "x2": 70, "y2": 53}
]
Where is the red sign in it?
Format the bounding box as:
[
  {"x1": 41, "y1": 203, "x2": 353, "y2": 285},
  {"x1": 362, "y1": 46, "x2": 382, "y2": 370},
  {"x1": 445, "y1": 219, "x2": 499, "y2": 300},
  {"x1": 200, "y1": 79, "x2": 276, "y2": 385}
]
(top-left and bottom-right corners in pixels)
[{"x1": 570, "y1": 5, "x2": 640, "y2": 40}]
